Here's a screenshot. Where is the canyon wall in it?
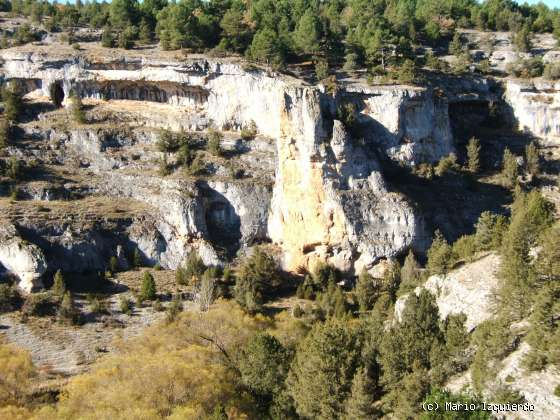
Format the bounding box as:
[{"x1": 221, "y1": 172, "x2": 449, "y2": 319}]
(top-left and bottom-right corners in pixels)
[{"x1": 1, "y1": 50, "x2": 557, "y2": 288}]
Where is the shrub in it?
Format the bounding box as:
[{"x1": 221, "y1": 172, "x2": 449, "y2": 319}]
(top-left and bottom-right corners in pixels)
[
  {"x1": 176, "y1": 252, "x2": 206, "y2": 286},
  {"x1": 166, "y1": 294, "x2": 182, "y2": 322},
  {"x1": 398, "y1": 250, "x2": 421, "y2": 296},
  {"x1": 207, "y1": 130, "x2": 223, "y2": 157},
  {"x1": 435, "y1": 153, "x2": 459, "y2": 176},
  {"x1": 0, "y1": 118, "x2": 9, "y2": 150},
  {"x1": 2, "y1": 86, "x2": 23, "y2": 123},
  {"x1": 315, "y1": 60, "x2": 329, "y2": 80},
  {"x1": 0, "y1": 283, "x2": 21, "y2": 313},
  {"x1": 52, "y1": 270, "x2": 66, "y2": 296},
  {"x1": 555, "y1": 385, "x2": 560, "y2": 398},
  {"x1": 506, "y1": 58, "x2": 543, "y2": 78},
  {"x1": 240, "y1": 120, "x2": 257, "y2": 140},
  {"x1": 119, "y1": 296, "x2": 132, "y2": 315},
  {"x1": 234, "y1": 247, "x2": 281, "y2": 314},
  {"x1": 397, "y1": 59, "x2": 417, "y2": 84},
  {"x1": 158, "y1": 154, "x2": 172, "y2": 176},
  {"x1": 543, "y1": 62, "x2": 560, "y2": 80},
  {"x1": 152, "y1": 299, "x2": 163, "y2": 311},
  {"x1": 69, "y1": 91, "x2": 86, "y2": 124},
  {"x1": 426, "y1": 230, "x2": 454, "y2": 275},
  {"x1": 132, "y1": 248, "x2": 142, "y2": 268},
  {"x1": 6, "y1": 156, "x2": 21, "y2": 181},
  {"x1": 501, "y1": 148, "x2": 518, "y2": 188},
  {"x1": 22, "y1": 293, "x2": 57, "y2": 317},
  {"x1": 58, "y1": 292, "x2": 80, "y2": 324},
  {"x1": 156, "y1": 130, "x2": 180, "y2": 152},
  {"x1": 452, "y1": 235, "x2": 477, "y2": 262},
  {"x1": 524, "y1": 142, "x2": 539, "y2": 177},
  {"x1": 466, "y1": 137, "x2": 481, "y2": 173},
  {"x1": 101, "y1": 26, "x2": 114, "y2": 48},
  {"x1": 108, "y1": 256, "x2": 119, "y2": 274},
  {"x1": 140, "y1": 271, "x2": 157, "y2": 301},
  {"x1": 293, "y1": 304, "x2": 303, "y2": 318},
  {"x1": 474, "y1": 212, "x2": 508, "y2": 251}
]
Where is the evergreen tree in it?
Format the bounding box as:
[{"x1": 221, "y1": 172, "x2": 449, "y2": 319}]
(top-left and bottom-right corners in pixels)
[
  {"x1": 207, "y1": 129, "x2": 223, "y2": 157},
  {"x1": 501, "y1": 148, "x2": 518, "y2": 188},
  {"x1": 344, "y1": 367, "x2": 380, "y2": 419},
  {"x1": 2, "y1": 86, "x2": 23, "y2": 122},
  {"x1": 287, "y1": 319, "x2": 362, "y2": 419},
  {"x1": 293, "y1": 9, "x2": 321, "y2": 56},
  {"x1": 52, "y1": 270, "x2": 66, "y2": 296},
  {"x1": 101, "y1": 26, "x2": 114, "y2": 48},
  {"x1": 474, "y1": 211, "x2": 508, "y2": 251},
  {"x1": 234, "y1": 248, "x2": 280, "y2": 314},
  {"x1": 354, "y1": 269, "x2": 378, "y2": 312},
  {"x1": 426, "y1": 230, "x2": 453, "y2": 275},
  {"x1": 247, "y1": 28, "x2": 284, "y2": 66},
  {"x1": 109, "y1": 256, "x2": 119, "y2": 274},
  {"x1": 133, "y1": 248, "x2": 142, "y2": 268},
  {"x1": 238, "y1": 332, "x2": 289, "y2": 413},
  {"x1": 449, "y1": 31, "x2": 463, "y2": 56},
  {"x1": 141, "y1": 271, "x2": 156, "y2": 301},
  {"x1": 398, "y1": 250, "x2": 420, "y2": 296},
  {"x1": 524, "y1": 142, "x2": 539, "y2": 177},
  {"x1": 58, "y1": 291, "x2": 79, "y2": 324},
  {"x1": 109, "y1": 0, "x2": 138, "y2": 30},
  {"x1": 0, "y1": 118, "x2": 9, "y2": 150},
  {"x1": 138, "y1": 18, "x2": 152, "y2": 44},
  {"x1": 69, "y1": 91, "x2": 86, "y2": 124},
  {"x1": 466, "y1": 137, "x2": 481, "y2": 173},
  {"x1": 514, "y1": 24, "x2": 532, "y2": 52}
]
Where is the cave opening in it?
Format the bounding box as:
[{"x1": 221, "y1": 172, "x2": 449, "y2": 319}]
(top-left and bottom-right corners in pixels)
[
  {"x1": 49, "y1": 81, "x2": 65, "y2": 108},
  {"x1": 205, "y1": 200, "x2": 242, "y2": 256}
]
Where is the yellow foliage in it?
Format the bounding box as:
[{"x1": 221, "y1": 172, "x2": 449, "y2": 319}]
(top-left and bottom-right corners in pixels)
[
  {"x1": 42, "y1": 300, "x2": 270, "y2": 419},
  {"x1": 0, "y1": 341, "x2": 36, "y2": 407}
]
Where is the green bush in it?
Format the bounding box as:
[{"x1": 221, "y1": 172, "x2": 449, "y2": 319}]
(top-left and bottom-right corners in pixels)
[
  {"x1": 2, "y1": 86, "x2": 23, "y2": 122},
  {"x1": 234, "y1": 247, "x2": 281, "y2": 314},
  {"x1": 452, "y1": 235, "x2": 477, "y2": 262},
  {"x1": 140, "y1": 271, "x2": 157, "y2": 301},
  {"x1": 207, "y1": 129, "x2": 223, "y2": 157},
  {"x1": 0, "y1": 283, "x2": 21, "y2": 313},
  {"x1": 176, "y1": 252, "x2": 206, "y2": 286},
  {"x1": 426, "y1": 230, "x2": 454, "y2": 275},
  {"x1": 119, "y1": 296, "x2": 132, "y2": 315},
  {"x1": 506, "y1": 57, "x2": 543, "y2": 78},
  {"x1": 52, "y1": 270, "x2": 66, "y2": 296},
  {"x1": 58, "y1": 291, "x2": 81, "y2": 324},
  {"x1": 543, "y1": 62, "x2": 560, "y2": 80},
  {"x1": 240, "y1": 120, "x2": 257, "y2": 140},
  {"x1": 435, "y1": 153, "x2": 459, "y2": 177},
  {"x1": 22, "y1": 293, "x2": 58, "y2": 317}
]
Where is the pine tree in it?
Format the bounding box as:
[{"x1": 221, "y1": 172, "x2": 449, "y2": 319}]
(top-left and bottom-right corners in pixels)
[
  {"x1": 69, "y1": 91, "x2": 86, "y2": 124},
  {"x1": 524, "y1": 142, "x2": 539, "y2": 177},
  {"x1": 58, "y1": 291, "x2": 79, "y2": 324},
  {"x1": 138, "y1": 19, "x2": 152, "y2": 44},
  {"x1": 140, "y1": 271, "x2": 156, "y2": 301},
  {"x1": 52, "y1": 270, "x2": 66, "y2": 296},
  {"x1": 109, "y1": 256, "x2": 119, "y2": 274},
  {"x1": 287, "y1": 319, "x2": 362, "y2": 419},
  {"x1": 466, "y1": 137, "x2": 481, "y2": 173},
  {"x1": 101, "y1": 26, "x2": 114, "y2": 48},
  {"x1": 449, "y1": 31, "x2": 463, "y2": 56},
  {"x1": 426, "y1": 230, "x2": 453, "y2": 275},
  {"x1": 344, "y1": 367, "x2": 379, "y2": 419},
  {"x1": 501, "y1": 148, "x2": 518, "y2": 188},
  {"x1": 398, "y1": 250, "x2": 420, "y2": 296},
  {"x1": 133, "y1": 248, "x2": 142, "y2": 268},
  {"x1": 0, "y1": 118, "x2": 9, "y2": 150},
  {"x1": 207, "y1": 129, "x2": 223, "y2": 157},
  {"x1": 2, "y1": 86, "x2": 23, "y2": 122},
  {"x1": 355, "y1": 269, "x2": 378, "y2": 312}
]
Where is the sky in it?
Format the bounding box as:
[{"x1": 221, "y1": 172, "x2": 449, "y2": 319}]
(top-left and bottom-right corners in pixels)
[{"x1": 522, "y1": 0, "x2": 560, "y2": 8}]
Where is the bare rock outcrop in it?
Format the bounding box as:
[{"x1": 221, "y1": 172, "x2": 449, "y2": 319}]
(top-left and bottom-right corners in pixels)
[{"x1": 0, "y1": 223, "x2": 47, "y2": 292}]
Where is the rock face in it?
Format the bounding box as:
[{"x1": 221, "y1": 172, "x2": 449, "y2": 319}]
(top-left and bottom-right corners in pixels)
[
  {"x1": 0, "y1": 224, "x2": 47, "y2": 292},
  {"x1": 2, "y1": 49, "x2": 554, "y2": 282},
  {"x1": 505, "y1": 79, "x2": 560, "y2": 146},
  {"x1": 395, "y1": 253, "x2": 501, "y2": 331},
  {"x1": 0, "y1": 51, "x2": 454, "y2": 277}
]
